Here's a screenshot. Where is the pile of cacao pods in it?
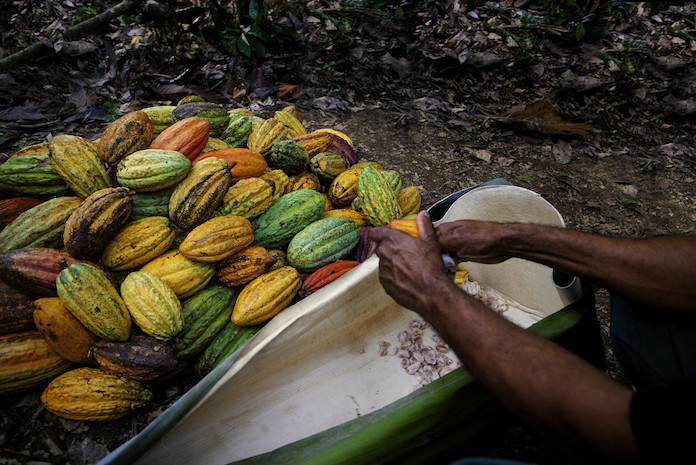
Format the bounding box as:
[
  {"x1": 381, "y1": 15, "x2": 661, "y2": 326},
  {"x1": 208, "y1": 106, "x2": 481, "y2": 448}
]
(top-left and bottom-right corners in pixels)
[{"x1": 0, "y1": 97, "x2": 422, "y2": 422}]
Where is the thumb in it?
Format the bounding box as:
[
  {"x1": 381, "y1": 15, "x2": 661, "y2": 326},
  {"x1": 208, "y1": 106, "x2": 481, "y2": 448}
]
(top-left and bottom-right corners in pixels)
[{"x1": 416, "y1": 211, "x2": 438, "y2": 246}]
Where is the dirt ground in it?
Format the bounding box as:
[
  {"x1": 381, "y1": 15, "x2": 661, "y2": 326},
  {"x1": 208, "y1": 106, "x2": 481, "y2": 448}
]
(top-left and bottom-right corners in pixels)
[{"x1": 1, "y1": 1, "x2": 695, "y2": 464}]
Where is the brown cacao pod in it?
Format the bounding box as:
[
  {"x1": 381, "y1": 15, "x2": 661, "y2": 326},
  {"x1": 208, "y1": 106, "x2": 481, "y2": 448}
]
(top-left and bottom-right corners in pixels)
[
  {"x1": 284, "y1": 172, "x2": 322, "y2": 194},
  {"x1": 0, "y1": 197, "x2": 43, "y2": 231},
  {"x1": 215, "y1": 245, "x2": 277, "y2": 287},
  {"x1": 63, "y1": 187, "x2": 134, "y2": 261},
  {"x1": 0, "y1": 280, "x2": 35, "y2": 335},
  {"x1": 92, "y1": 334, "x2": 178, "y2": 381}
]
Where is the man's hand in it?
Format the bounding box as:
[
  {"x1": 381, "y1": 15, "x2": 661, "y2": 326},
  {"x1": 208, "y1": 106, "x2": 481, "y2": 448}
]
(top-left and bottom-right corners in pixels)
[
  {"x1": 369, "y1": 211, "x2": 454, "y2": 316},
  {"x1": 435, "y1": 220, "x2": 513, "y2": 264}
]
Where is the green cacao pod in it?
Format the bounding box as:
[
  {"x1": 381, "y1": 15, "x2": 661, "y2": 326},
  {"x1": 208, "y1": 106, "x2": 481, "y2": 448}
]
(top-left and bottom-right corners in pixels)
[
  {"x1": 116, "y1": 149, "x2": 191, "y2": 192},
  {"x1": 120, "y1": 271, "x2": 184, "y2": 341},
  {"x1": 173, "y1": 102, "x2": 230, "y2": 138},
  {"x1": 286, "y1": 217, "x2": 360, "y2": 272},
  {"x1": 56, "y1": 263, "x2": 131, "y2": 341},
  {"x1": 129, "y1": 187, "x2": 175, "y2": 220},
  {"x1": 268, "y1": 140, "x2": 309, "y2": 175},
  {"x1": 308, "y1": 151, "x2": 348, "y2": 182},
  {"x1": 194, "y1": 322, "x2": 262, "y2": 378},
  {"x1": 97, "y1": 111, "x2": 154, "y2": 165},
  {"x1": 100, "y1": 216, "x2": 176, "y2": 271},
  {"x1": 0, "y1": 196, "x2": 82, "y2": 254},
  {"x1": 173, "y1": 285, "x2": 238, "y2": 358},
  {"x1": 0, "y1": 152, "x2": 71, "y2": 197},
  {"x1": 356, "y1": 166, "x2": 402, "y2": 226},
  {"x1": 382, "y1": 170, "x2": 403, "y2": 196},
  {"x1": 63, "y1": 187, "x2": 134, "y2": 261},
  {"x1": 252, "y1": 189, "x2": 326, "y2": 249},
  {"x1": 169, "y1": 157, "x2": 233, "y2": 229},
  {"x1": 49, "y1": 135, "x2": 112, "y2": 198},
  {"x1": 221, "y1": 113, "x2": 253, "y2": 148}
]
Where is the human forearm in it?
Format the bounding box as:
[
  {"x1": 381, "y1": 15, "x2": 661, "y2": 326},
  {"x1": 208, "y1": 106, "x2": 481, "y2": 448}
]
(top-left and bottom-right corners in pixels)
[
  {"x1": 427, "y1": 278, "x2": 641, "y2": 463},
  {"x1": 437, "y1": 221, "x2": 696, "y2": 314}
]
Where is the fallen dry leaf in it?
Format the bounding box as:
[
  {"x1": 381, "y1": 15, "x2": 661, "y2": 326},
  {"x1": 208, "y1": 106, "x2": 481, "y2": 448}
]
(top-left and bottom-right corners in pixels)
[{"x1": 492, "y1": 100, "x2": 594, "y2": 140}]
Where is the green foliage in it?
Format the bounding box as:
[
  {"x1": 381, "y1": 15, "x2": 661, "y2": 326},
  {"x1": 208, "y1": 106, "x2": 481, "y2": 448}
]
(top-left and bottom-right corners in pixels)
[
  {"x1": 220, "y1": 0, "x2": 296, "y2": 62},
  {"x1": 516, "y1": 174, "x2": 533, "y2": 184},
  {"x1": 104, "y1": 102, "x2": 121, "y2": 122},
  {"x1": 73, "y1": 6, "x2": 98, "y2": 24},
  {"x1": 598, "y1": 38, "x2": 636, "y2": 79},
  {"x1": 492, "y1": 14, "x2": 534, "y2": 56},
  {"x1": 311, "y1": 1, "x2": 353, "y2": 37},
  {"x1": 542, "y1": 0, "x2": 612, "y2": 42}
]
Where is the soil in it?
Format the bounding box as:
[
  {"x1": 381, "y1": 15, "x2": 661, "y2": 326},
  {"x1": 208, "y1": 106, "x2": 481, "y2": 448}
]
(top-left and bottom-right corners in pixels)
[{"x1": 1, "y1": 1, "x2": 695, "y2": 464}]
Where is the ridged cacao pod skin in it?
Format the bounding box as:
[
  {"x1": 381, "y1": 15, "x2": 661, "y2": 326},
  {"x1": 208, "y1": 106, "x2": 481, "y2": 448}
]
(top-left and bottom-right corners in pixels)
[
  {"x1": 116, "y1": 149, "x2": 192, "y2": 192},
  {"x1": 56, "y1": 263, "x2": 131, "y2": 341},
  {"x1": 284, "y1": 172, "x2": 322, "y2": 194},
  {"x1": 247, "y1": 118, "x2": 288, "y2": 156},
  {"x1": 129, "y1": 187, "x2": 174, "y2": 221},
  {"x1": 63, "y1": 187, "x2": 134, "y2": 261},
  {"x1": 193, "y1": 148, "x2": 267, "y2": 184},
  {"x1": 267, "y1": 249, "x2": 287, "y2": 270},
  {"x1": 0, "y1": 248, "x2": 95, "y2": 297},
  {"x1": 97, "y1": 111, "x2": 154, "y2": 165},
  {"x1": 252, "y1": 189, "x2": 326, "y2": 250},
  {"x1": 321, "y1": 131, "x2": 358, "y2": 166},
  {"x1": 357, "y1": 166, "x2": 402, "y2": 226},
  {"x1": 0, "y1": 197, "x2": 43, "y2": 231},
  {"x1": 300, "y1": 260, "x2": 361, "y2": 297},
  {"x1": 0, "y1": 331, "x2": 71, "y2": 395},
  {"x1": 397, "y1": 185, "x2": 422, "y2": 217},
  {"x1": 173, "y1": 285, "x2": 238, "y2": 358},
  {"x1": 0, "y1": 153, "x2": 71, "y2": 197},
  {"x1": 92, "y1": 334, "x2": 178, "y2": 381},
  {"x1": 286, "y1": 217, "x2": 361, "y2": 272},
  {"x1": 312, "y1": 128, "x2": 353, "y2": 147},
  {"x1": 179, "y1": 215, "x2": 254, "y2": 262},
  {"x1": 0, "y1": 280, "x2": 35, "y2": 335},
  {"x1": 274, "y1": 110, "x2": 307, "y2": 139},
  {"x1": 268, "y1": 140, "x2": 309, "y2": 176},
  {"x1": 141, "y1": 106, "x2": 176, "y2": 136},
  {"x1": 120, "y1": 272, "x2": 183, "y2": 341},
  {"x1": 327, "y1": 169, "x2": 361, "y2": 207},
  {"x1": 49, "y1": 135, "x2": 113, "y2": 198},
  {"x1": 292, "y1": 133, "x2": 333, "y2": 157},
  {"x1": 173, "y1": 102, "x2": 230, "y2": 138},
  {"x1": 215, "y1": 245, "x2": 277, "y2": 287},
  {"x1": 149, "y1": 117, "x2": 210, "y2": 161},
  {"x1": 309, "y1": 151, "x2": 348, "y2": 182},
  {"x1": 382, "y1": 170, "x2": 403, "y2": 195},
  {"x1": 40, "y1": 367, "x2": 152, "y2": 421},
  {"x1": 100, "y1": 216, "x2": 176, "y2": 271},
  {"x1": 33, "y1": 297, "x2": 98, "y2": 364},
  {"x1": 195, "y1": 322, "x2": 262, "y2": 378},
  {"x1": 231, "y1": 266, "x2": 301, "y2": 326},
  {"x1": 10, "y1": 141, "x2": 51, "y2": 158},
  {"x1": 260, "y1": 169, "x2": 289, "y2": 201},
  {"x1": 321, "y1": 207, "x2": 370, "y2": 230},
  {"x1": 220, "y1": 114, "x2": 253, "y2": 148},
  {"x1": 215, "y1": 177, "x2": 274, "y2": 220},
  {"x1": 0, "y1": 196, "x2": 82, "y2": 254},
  {"x1": 201, "y1": 137, "x2": 231, "y2": 153},
  {"x1": 139, "y1": 250, "x2": 215, "y2": 299},
  {"x1": 169, "y1": 157, "x2": 232, "y2": 229},
  {"x1": 349, "y1": 161, "x2": 384, "y2": 172}
]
